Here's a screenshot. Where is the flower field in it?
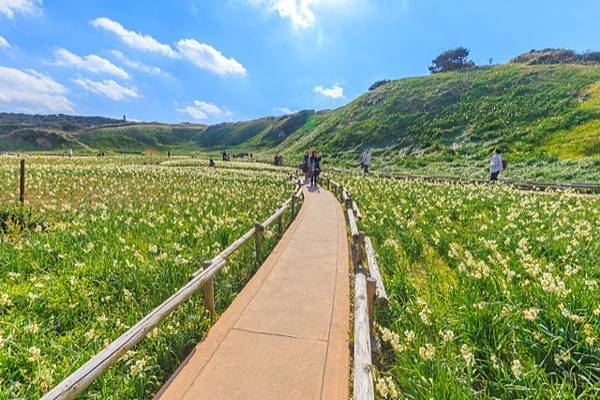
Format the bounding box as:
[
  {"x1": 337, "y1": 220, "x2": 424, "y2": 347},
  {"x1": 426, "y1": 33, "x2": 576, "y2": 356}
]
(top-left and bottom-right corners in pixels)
[
  {"x1": 339, "y1": 175, "x2": 600, "y2": 399},
  {"x1": 0, "y1": 156, "x2": 294, "y2": 399}
]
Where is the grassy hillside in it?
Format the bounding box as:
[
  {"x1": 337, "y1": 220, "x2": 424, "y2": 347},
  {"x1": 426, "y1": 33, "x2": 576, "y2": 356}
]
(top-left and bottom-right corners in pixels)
[
  {"x1": 77, "y1": 124, "x2": 207, "y2": 153},
  {"x1": 274, "y1": 64, "x2": 600, "y2": 164},
  {"x1": 2, "y1": 64, "x2": 600, "y2": 178}
]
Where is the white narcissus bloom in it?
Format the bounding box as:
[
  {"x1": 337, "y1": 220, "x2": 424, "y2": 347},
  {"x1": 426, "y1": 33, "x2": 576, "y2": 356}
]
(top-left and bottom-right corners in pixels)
[{"x1": 511, "y1": 359, "x2": 522, "y2": 378}]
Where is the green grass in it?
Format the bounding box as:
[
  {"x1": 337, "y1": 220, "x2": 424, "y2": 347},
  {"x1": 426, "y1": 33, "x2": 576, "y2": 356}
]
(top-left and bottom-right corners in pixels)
[
  {"x1": 337, "y1": 173, "x2": 600, "y2": 399},
  {"x1": 0, "y1": 156, "x2": 295, "y2": 399}
]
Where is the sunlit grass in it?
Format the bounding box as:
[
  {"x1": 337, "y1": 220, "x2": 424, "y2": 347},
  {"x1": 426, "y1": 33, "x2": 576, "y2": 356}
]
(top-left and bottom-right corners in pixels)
[{"x1": 0, "y1": 156, "x2": 294, "y2": 399}]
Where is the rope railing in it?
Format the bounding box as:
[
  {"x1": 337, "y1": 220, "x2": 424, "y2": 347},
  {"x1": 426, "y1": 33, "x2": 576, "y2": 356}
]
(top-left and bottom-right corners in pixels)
[
  {"x1": 322, "y1": 176, "x2": 388, "y2": 400},
  {"x1": 42, "y1": 178, "x2": 305, "y2": 400}
]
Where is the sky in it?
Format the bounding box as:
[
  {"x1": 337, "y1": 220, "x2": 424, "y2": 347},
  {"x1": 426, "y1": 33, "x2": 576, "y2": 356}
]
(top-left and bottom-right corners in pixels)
[{"x1": 0, "y1": 0, "x2": 599, "y2": 124}]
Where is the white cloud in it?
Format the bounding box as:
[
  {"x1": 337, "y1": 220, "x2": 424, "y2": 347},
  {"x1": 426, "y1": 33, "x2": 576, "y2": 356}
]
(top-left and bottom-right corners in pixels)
[
  {"x1": 278, "y1": 107, "x2": 297, "y2": 114},
  {"x1": 91, "y1": 17, "x2": 247, "y2": 76},
  {"x1": 176, "y1": 39, "x2": 246, "y2": 76},
  {"x1": 74, "y1": 78, "x2": 141, "y2": 101},
  {"x1": 0, "y1": 0, "x2": 41, "y2": 19},
  {"x1": 91, "y1": 17, "x2": 178, "y2": 58},
  {"x1": 53, "y1": 48, "x2": 129, "y2": 79},
  {"x1": 0, "y1": 36, "x2": 10, "y2": 48},
  {"x1": 177, "y1": 100, "x2": 231, "y2": 121},
  {"x1": 111, "y1": 50, "x2": 171, "y2": 78},
  {"x1": 0, "y1": 66, "x2": 74, "y2": 113},
  {"x1": 249, "y1": 0, "x2": 354, "y2": 29},
  {"x1": 314, "y1": 83, "x2": 343, "y2": 99}
]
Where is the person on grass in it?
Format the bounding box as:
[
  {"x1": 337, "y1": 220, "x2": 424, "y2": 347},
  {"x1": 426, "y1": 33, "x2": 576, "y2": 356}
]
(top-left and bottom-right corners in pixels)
[
  {"x1": 361, "y1": 149, "x2": 371, "y2": 174},
  {"x1": 490, "y1": 148, "x2": 504, "y2": 181},
  {"x1": 309, "y1": 151, "x2": 321, "y2": 187}
]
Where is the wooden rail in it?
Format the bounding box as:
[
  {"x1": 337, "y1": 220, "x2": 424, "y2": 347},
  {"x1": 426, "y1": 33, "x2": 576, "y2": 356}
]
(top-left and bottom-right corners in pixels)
[
  {"x1": 353, "y1": 273, "x2": 375, "y2": 400},
  {"x1": 42, "y1": 180, "x2": 304, "y2": 400},
  {"x1": 321, "y1": 176, "x2": 389, "y2": 400}
]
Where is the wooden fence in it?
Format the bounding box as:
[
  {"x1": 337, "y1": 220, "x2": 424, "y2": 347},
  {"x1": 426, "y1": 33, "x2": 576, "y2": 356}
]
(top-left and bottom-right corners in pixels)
[
  {"x1": 42, "y1": 180, "x2": 305, "y2": 400},
  {"x1": 322, "y1": 176, "x2": 389, "y2": 400},
  {"x1": 329, "y1": 166, "x2": 600, "y2": 193}
]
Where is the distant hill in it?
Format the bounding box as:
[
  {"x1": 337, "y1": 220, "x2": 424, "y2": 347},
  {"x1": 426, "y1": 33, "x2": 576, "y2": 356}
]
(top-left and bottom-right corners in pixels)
[{"x1": 2, "y1": 63, "x2": 600, "y2": 165}]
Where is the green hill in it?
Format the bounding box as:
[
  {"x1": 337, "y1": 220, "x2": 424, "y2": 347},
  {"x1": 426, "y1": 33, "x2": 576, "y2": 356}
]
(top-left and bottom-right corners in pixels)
[
  {"x1": 274, "y1": 64, "x2": 600, "y2": 164},
  {"x1": 2, "y1": 64, "x2": 600, "y2": 171}
]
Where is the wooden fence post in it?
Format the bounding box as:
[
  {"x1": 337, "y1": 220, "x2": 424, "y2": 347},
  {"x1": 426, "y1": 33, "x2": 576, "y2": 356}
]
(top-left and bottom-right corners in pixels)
[
  {"x1": 366, "y1": 277, "x2": 377, "y2": 335},
  {"x1": 277, "y1": 213, "x2": 284, "y2": 237},
  {"x1": 202, "y1": 261, "x2": 216, "y2": 318},
  {"x1": 291, "y1": 195, "x2": 296, "y2": 216},
  {"x1": 345, "y1": 193, "x2": 353, "y2": 209},
  {"x1": 19, "y1": 159, "x2": 25, "y2": 204},
  {"x1": 254, "y1": 223, "x2": 264, "y2": 264},
  {"x1": 354, "y1": 273, "x2": 374, "y2": 400},
  {"x1": 356, "y1": 232, "x2": 366, "y2": 265}
]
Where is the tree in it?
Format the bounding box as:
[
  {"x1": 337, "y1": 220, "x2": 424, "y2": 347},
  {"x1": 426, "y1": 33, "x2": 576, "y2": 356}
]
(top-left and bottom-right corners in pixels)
[{"x1": 429, "y1": 47, "x2": 475, "y2": 74}]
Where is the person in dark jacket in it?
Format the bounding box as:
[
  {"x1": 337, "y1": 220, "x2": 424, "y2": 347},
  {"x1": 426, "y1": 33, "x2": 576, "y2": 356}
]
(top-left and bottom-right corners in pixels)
[{"x1": 309, "y1": 151, "x2": 321, "y2": 187}]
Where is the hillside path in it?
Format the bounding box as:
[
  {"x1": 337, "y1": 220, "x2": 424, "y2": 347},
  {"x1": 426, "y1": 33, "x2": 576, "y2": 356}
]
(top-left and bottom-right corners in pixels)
[{"x1": 155, "y1": 186, "x2": 350, "y2": 400}]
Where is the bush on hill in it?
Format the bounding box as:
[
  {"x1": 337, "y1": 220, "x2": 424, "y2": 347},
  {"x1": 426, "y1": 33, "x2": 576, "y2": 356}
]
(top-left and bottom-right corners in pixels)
[
  {"x1": 429, "y1": 47, "x2": 475, "y2": 74},
  {"x1": 511, "y1": 48, "x2": 600, "y2": 65},
  {"x1": 368, "y1": 79, "x2": 391, "y2": 91}
]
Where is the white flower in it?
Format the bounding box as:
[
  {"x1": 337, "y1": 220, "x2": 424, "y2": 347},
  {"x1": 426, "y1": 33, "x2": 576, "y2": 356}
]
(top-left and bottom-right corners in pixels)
[
  {"x1": 419, "y1": 343, "x2": 435, "y2": 360},
  {"x1": 522, "y1": 308, "x2": 539, "y2": 321},
  {"x1": 28, "y1": 346, "x2": 42, "y2": 362},
  {"x1": 460, "y1": 344, "x2": 475, "y2": 367},
  {"x1": 511, "y1": 359, "x2": 522, "y2": 378},
  {"x1": 439, "y1": 329, "x2": 455, "y2": 343}
]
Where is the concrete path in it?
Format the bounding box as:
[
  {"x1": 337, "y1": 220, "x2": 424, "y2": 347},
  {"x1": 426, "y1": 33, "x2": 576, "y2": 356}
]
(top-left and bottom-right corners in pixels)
[{"x1": 155, "y1": 186, "x2": 350, "y2": 400}]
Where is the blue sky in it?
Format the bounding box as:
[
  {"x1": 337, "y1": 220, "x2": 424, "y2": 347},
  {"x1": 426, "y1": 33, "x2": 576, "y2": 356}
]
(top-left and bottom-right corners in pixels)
[{"x1": 0, "y1": 0, "x2": 599, "y2": 124}]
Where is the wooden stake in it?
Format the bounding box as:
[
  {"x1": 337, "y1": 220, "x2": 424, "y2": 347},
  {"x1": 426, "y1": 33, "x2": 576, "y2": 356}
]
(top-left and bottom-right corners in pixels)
[
  {"x1": 254, "y1": 223, "x2": 264, "y2": 264},
  {"x1": 19, "y1": 159, "x2": 25, "y2": 204},
  {"x1": 366, "y1": 277, "x2": 377, "y2": 335},
  {"x1": 202, "y1": 261, "x2": 216, "y2": 318},
  {"x1": 277, "y1": 214, "x2": 284, "y2": 237}
]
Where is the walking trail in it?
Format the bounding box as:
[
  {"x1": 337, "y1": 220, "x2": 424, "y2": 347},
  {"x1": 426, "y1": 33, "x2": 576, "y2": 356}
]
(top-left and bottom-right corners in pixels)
[{"x1": 155, "y1": 186, "x2": 350, "y2": 400}]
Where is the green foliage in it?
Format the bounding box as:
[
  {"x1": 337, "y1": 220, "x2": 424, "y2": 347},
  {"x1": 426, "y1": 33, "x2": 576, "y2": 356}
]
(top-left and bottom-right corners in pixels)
[
  {"x1": 339, "y1": 173, "x2": 600, "y2": 399},
  {"x1": 429, "y1": 47, "x2": 475, "y2": 74},
  {"x1": 0, "y1": 156, "x2": 294, "y2": 398}
]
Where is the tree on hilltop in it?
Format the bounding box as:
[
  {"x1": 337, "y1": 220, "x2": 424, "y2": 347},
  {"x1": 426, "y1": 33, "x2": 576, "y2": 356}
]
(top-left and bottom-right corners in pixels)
[{"x1": 429, "y1": 47, "x2": 475, "y2": 74}]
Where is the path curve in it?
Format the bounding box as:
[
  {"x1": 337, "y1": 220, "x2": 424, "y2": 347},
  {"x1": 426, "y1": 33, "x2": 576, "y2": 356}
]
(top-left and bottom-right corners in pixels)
[{"x1": 155, "y1": 186, "x2": 350, "y2": 400}]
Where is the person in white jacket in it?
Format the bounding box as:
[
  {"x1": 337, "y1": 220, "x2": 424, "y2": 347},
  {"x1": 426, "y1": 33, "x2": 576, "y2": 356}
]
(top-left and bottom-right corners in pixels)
[
  {"x1": 490, "y1": 148, "x2": 503, "y2": 181},
  {"x1": 361, "y1": 149, "x2": 371, "y2": 174}
]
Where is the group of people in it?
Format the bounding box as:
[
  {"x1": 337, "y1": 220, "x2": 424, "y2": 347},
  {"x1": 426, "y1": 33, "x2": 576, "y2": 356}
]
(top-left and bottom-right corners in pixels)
[
  {"x1": 274, "y1": 153, "x2": 284, "y2": 166},
  {"x1": 302, "y1": 150, "x2": 322, "y2": 187},
  {"x1": 212, "y1": 146, "x2": 505, "y2": 183}
]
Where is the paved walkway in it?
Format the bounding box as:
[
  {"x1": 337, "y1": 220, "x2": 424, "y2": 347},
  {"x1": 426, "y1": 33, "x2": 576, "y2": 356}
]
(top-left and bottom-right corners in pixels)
[{"x1": 155, "y1": 186, "x2": 350, "y2": 400}]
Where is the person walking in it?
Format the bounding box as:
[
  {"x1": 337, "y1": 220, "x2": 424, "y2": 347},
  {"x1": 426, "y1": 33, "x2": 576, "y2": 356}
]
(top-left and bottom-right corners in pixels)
[
  {"x1": 361, "y1": 149, "x2": 371, "y2": 174},
  {"x1": 490, "y1": 148, "x2": 504, "y2": 181},
  {"x1": 309, "y1": 151, "x2": 321, "y2": 187},
  {"x1": 302, "y1": 151, "x2": 310, "y2": 182}
]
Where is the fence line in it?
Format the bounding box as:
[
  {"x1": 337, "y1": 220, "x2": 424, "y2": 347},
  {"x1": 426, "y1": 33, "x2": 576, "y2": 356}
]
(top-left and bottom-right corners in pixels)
[
  {"x1": 42, "y1": 178, "x2": 304, "y2": 400},
  {"x1": 329, "y1": 166, "x2": 600, "y2": 193},
  {"x1": 323, "y1": 176, "x2": 388, "y2": 400}
]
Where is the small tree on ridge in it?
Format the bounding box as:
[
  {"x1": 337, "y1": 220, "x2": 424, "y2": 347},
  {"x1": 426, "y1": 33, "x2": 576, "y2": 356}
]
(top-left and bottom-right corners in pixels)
[{"x1": 429, "y1": 47, "x2": 475, "y2": 74}]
